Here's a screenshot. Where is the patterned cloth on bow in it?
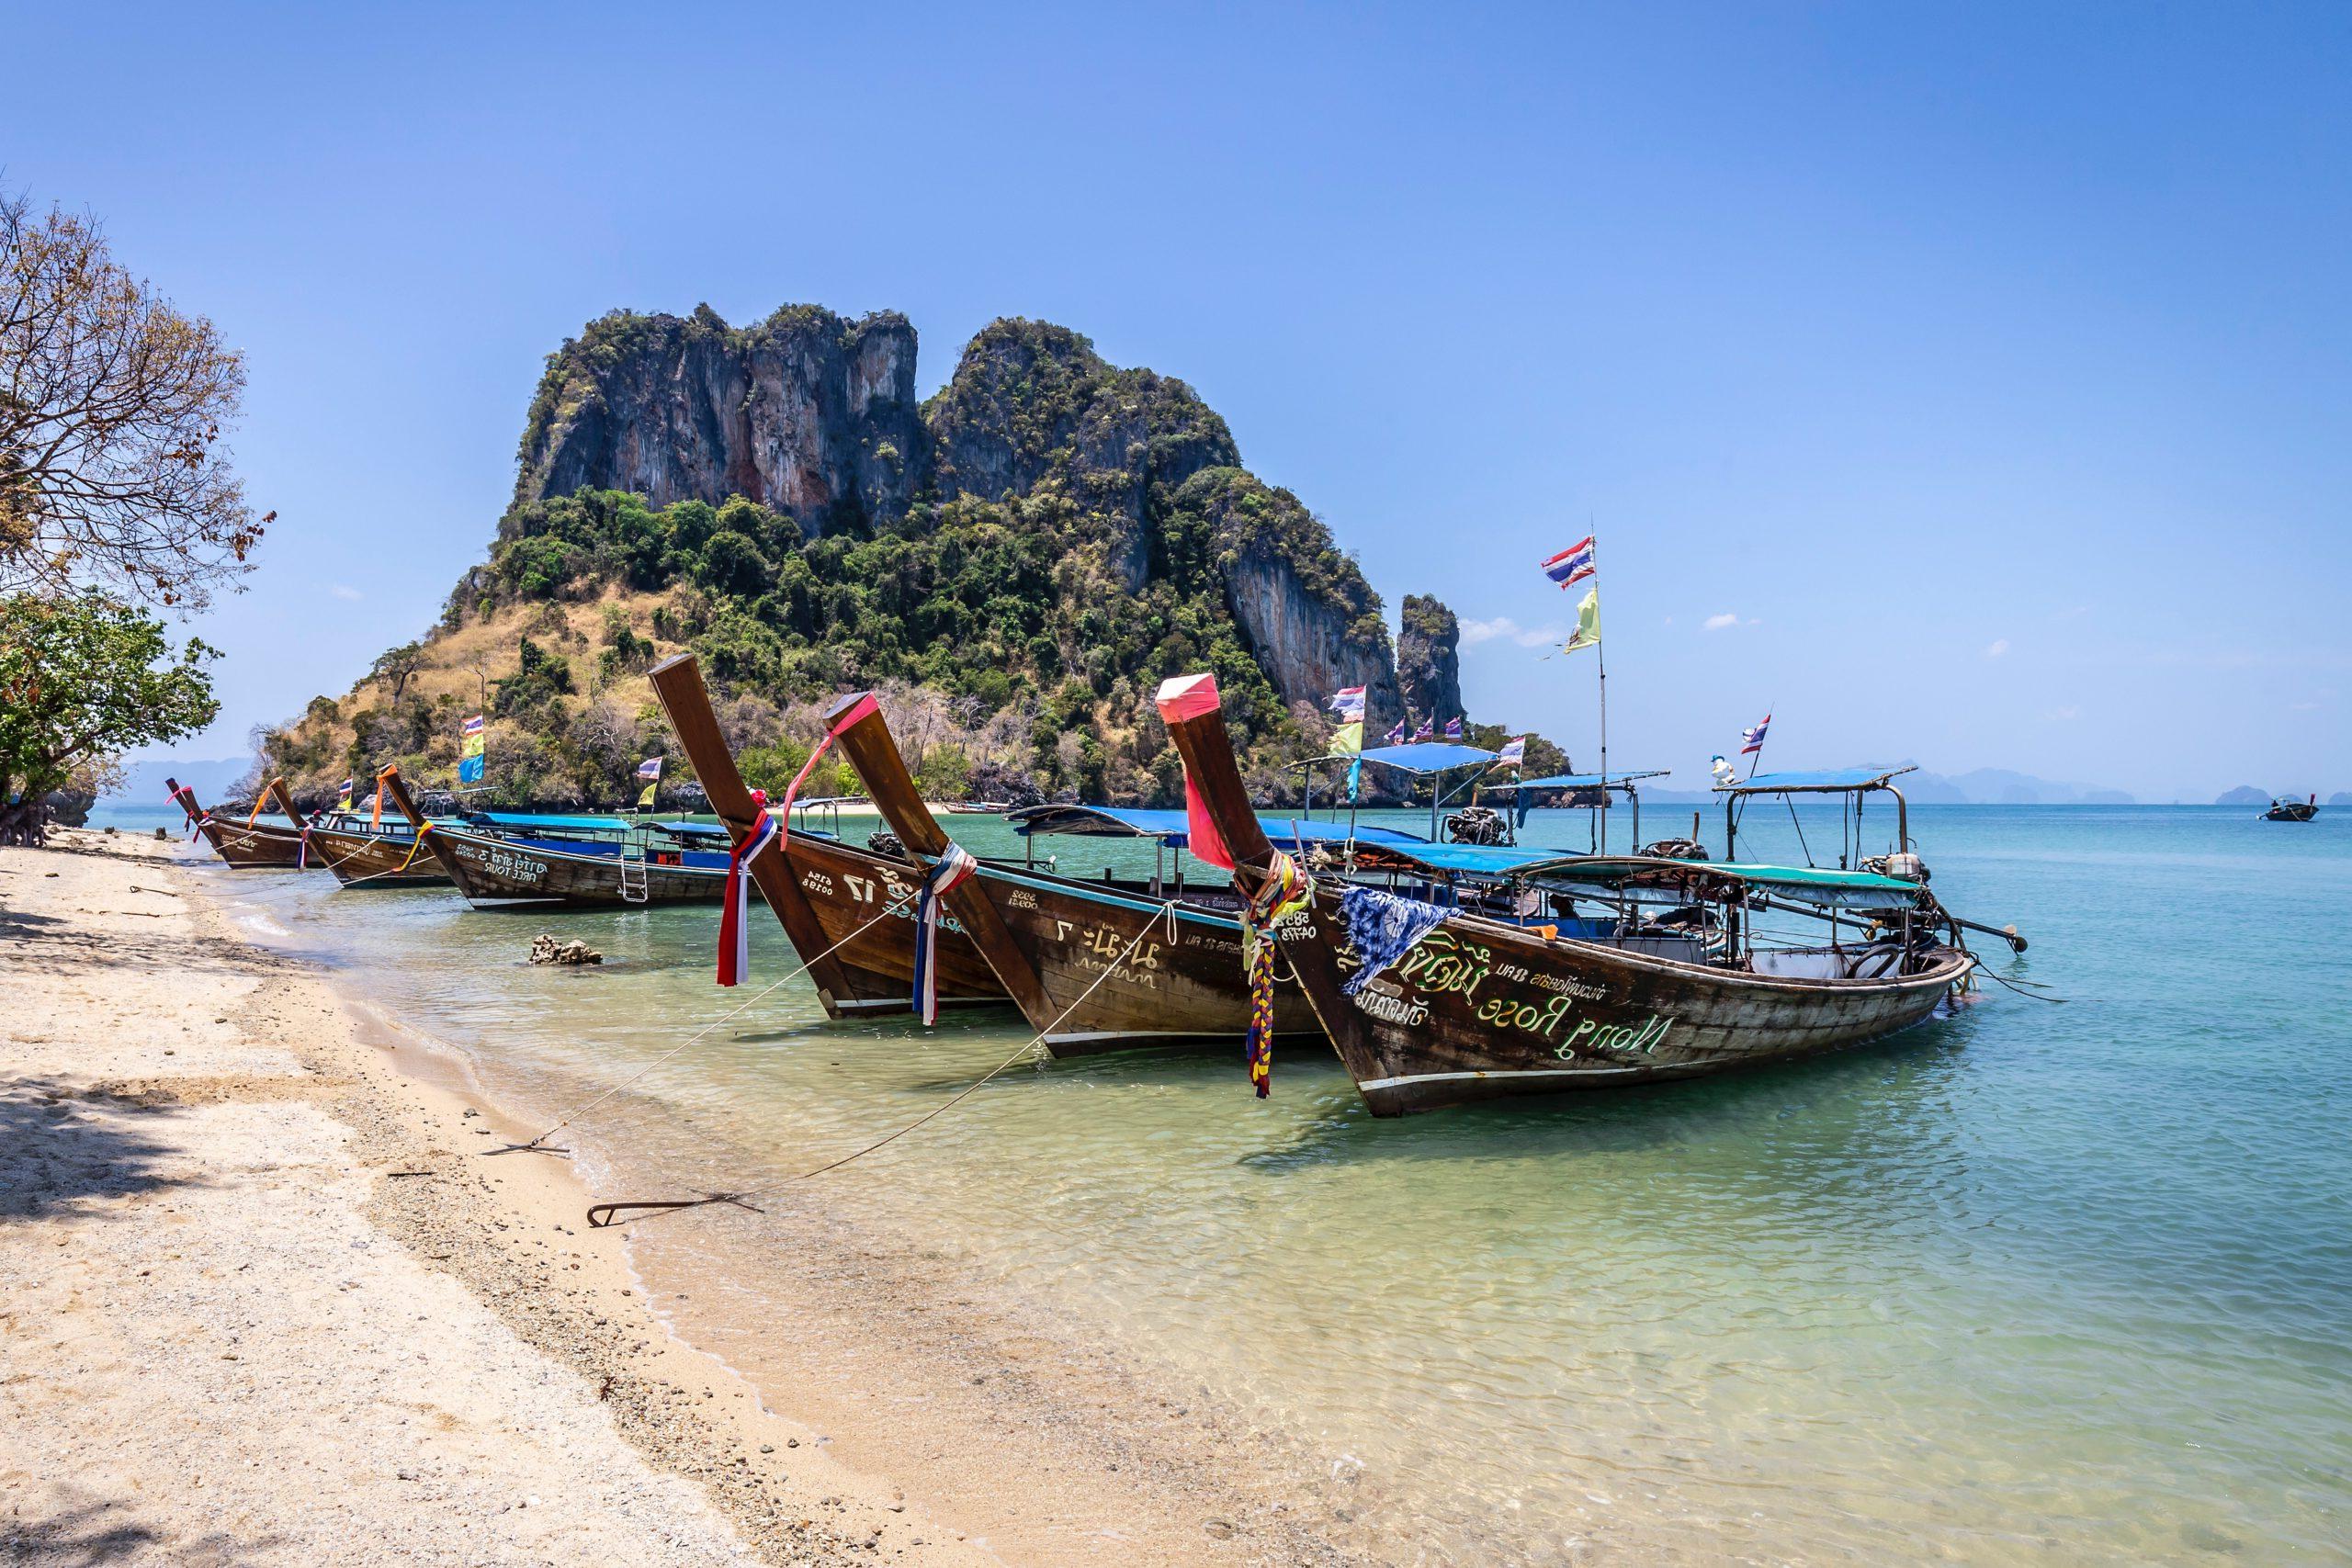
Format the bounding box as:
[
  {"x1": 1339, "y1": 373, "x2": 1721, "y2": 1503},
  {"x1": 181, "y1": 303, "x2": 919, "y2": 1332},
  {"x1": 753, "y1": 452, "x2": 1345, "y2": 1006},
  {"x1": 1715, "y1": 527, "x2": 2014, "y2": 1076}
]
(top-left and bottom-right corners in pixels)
[
  {"x1": 1238, "y1": 852, "x2": 1312, "y2": 1097},
  {"x1": 1337, "y1": 886, "x2": 1451, "y2": 995}
]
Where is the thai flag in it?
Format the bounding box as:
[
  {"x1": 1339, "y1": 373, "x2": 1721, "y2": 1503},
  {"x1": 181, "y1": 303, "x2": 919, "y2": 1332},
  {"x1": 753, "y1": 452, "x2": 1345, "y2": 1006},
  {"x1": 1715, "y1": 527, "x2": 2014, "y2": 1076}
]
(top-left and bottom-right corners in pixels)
[
  {"x1": 912, "y1": 843, "x2": 980, "y2": 1025},
  {"x1": 1413, "y1": 718, "x2": 1435, "y2": 742},
  {"x1": 717, "y1": 795, "x2": 781, "y2": 987},
  {"x1": 1327, "y1": 685, "x2": 1366, "y2": 720},
  {"x1": 1498, "y1": 737, "x2": 1526, "y2": 767},
  {"x1": 1384, "y1": 718, "x2": 1408, "y2": 744},
  {"x1": 335, "y1": 777, "x2": 355, "y2": 810},
  {"x1": 1543, "y1": 536, "x2": 1597, "y2": 589},
  {"x1": 461, "y1": 714, "x2": 484, "y2": 738},
  {"x1": 1741, "y1": 713, "x2": 1771, "y2": 756},
  {"x1": 1443, "y1": 716, "x2": 1464, "y2": 739},
  {"x1": 636, "y1": 757, "x2": 662, "y2": 780}
]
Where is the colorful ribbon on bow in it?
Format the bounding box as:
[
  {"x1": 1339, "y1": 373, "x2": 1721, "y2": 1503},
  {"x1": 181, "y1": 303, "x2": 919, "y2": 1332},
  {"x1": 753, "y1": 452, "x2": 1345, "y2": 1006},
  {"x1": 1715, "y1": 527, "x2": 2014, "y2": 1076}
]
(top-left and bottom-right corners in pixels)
[
  {"x1": 1238, "y1": 850, "x2": 1312, "y2": 1097},
  {"x1": 911, "y1": 842, "x2": 979, "y2": 1025},
  {"x1": 717, "y1": 790, "x2": 781, "y2": 987}
]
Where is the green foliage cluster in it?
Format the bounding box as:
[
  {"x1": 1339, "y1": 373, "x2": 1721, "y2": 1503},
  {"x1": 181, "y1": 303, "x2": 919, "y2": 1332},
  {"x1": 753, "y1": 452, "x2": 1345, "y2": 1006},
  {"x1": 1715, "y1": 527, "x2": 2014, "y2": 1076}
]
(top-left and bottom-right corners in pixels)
[{"x1": 0, "y1": 590, "x2": 218, "y2": 841}]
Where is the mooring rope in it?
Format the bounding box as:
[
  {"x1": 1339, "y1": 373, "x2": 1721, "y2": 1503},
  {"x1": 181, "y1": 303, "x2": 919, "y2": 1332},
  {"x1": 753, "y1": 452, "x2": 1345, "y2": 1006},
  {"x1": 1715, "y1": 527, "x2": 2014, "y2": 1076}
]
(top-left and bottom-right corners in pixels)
[
  {"x1": 586, "y1": 901, "x2": 1181, "y2": 1229},
  {"x1": 489, "y1": 883, "x2": 926, "y2": 1156}
]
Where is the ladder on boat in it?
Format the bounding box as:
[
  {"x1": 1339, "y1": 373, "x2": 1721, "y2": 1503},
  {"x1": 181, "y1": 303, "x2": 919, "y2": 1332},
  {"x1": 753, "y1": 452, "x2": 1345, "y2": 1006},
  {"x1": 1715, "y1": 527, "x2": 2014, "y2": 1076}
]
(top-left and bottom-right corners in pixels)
[{"x1": 618, "y1": 840, "x2": 650, "y2": 904}]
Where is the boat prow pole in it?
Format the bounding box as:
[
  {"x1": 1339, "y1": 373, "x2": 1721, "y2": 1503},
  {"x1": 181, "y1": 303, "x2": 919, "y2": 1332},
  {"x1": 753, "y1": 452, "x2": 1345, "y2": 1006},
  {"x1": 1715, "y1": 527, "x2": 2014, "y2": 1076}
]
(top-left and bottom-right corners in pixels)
[
  {"x1": 646, "y1": 653, "x2": 868, "y2": 1014},
  {"x1": 1154, "y1": 673, "x2": 1382, "y2": 1098},
  {"x1": 267, "y1": 775, "x2": 308, "y2": 829},
  {"x1": 820, "y1": 691, "x2": 1055, "y2": 1026}
]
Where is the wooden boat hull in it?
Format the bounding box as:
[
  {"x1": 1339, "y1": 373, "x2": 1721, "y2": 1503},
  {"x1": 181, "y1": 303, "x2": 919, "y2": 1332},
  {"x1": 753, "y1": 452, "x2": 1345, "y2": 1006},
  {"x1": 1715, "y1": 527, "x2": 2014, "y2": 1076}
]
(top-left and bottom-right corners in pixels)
[
  {"x1": 426, "y1": 824, "x2": 728, "y2": 908},
  {"x1": 1303, "y1": 886, "x2": 1972, "y2": 1113},
  {"x1": 938, "y1": 863, "x2": 1316, "y2": 1056},
  {"x1": 2262, "y1": 803, "x2": 2317, "y2": 821},
  {"x1": 305, "y1": 823, "x2": 451, "y2": 887},
  {"x1": 195, "y1": 818, "x2": 311, "y2": 868},
  {"x1": 781, "y1": 836, "x2": 1009, "y2": 1016},
  {"x1": 424, "y1": 820, "x2": 1004, "y2": 1018}
]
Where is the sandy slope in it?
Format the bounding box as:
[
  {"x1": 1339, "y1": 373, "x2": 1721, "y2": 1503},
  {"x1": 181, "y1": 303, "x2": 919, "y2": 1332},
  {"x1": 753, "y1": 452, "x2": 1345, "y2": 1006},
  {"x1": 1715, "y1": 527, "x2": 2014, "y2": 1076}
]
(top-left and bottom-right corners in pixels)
[{"x1": 0, "y1": 834, "x2": 994, "y2": 1565}]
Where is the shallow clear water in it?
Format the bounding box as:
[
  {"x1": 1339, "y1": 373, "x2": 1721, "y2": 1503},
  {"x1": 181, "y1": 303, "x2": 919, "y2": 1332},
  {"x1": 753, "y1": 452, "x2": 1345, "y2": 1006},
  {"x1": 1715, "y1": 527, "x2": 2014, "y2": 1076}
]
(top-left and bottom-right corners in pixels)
[{"x1": 181, "y1": 804, "x2": 2352, "y2": 1562}]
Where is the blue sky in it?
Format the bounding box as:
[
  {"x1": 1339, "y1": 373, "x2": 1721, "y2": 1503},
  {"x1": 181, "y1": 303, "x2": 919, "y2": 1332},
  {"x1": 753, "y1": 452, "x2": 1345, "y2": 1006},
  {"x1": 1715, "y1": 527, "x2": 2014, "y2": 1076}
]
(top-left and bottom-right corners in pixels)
[{"x1": 8, "y1": 2, "x2": 2346, "y2": 800}]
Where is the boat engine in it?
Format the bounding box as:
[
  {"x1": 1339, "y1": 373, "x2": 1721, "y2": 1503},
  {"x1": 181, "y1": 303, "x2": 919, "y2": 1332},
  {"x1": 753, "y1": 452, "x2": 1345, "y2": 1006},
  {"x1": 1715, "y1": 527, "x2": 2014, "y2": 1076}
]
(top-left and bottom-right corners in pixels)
[
  {"x1": 1865, "y1": 852, "x2": 1930, "y2": 884},
  {"x1": 1639, "y1": 838, "x2": 1710, "y2": 861},
  {"x1": 1444, "y1": 807, "x2": 1510, "y2": 845},
  {"x1": 868, "y1": 830, "x2": 905, "y2": 858}
]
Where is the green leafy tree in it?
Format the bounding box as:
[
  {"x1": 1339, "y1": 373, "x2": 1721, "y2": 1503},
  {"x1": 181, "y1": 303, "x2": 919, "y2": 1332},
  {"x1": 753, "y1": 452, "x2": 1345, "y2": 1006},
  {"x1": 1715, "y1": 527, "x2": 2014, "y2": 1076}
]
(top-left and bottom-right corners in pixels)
[{"x1": 0, "y1": 590, "x2": 218, "y2": 844}]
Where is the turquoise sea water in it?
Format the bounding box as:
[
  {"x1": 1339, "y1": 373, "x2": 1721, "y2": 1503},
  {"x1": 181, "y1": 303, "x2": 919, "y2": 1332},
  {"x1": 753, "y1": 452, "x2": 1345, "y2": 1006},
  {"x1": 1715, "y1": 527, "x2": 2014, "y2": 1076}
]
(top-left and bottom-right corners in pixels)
[{"x1": 161, "y1": 803, "x2": 2351, "y2": 1562}]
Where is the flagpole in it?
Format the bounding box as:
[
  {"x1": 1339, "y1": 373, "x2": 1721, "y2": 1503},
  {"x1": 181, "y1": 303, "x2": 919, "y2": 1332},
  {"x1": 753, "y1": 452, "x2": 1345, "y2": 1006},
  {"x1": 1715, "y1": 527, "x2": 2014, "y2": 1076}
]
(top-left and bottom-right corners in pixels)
[{"x1": 1594, "y1": 531, "x2": 1609, "y2": 854}]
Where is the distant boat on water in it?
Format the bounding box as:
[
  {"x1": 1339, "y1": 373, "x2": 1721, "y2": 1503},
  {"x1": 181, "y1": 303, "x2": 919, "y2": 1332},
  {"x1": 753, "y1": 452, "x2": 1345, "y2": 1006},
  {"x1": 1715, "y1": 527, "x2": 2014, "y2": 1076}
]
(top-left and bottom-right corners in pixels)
[{"x1": 2261, "y1": 795, "x2": 2319, "y2": 822}]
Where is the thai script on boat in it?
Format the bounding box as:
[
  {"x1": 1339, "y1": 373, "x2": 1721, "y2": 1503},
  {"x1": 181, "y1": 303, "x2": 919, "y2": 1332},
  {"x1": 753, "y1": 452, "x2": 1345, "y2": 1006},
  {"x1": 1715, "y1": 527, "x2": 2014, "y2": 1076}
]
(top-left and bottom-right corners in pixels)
[
  {"x1": 1395, "y1": 928, "x2": 1492, "y2": 1001},
  {"x1": 483, "y1": 848, "x2": 546, "y2": 884},
  {"x1": 1052, "y1": 918, "x2": 1164, "y2": 986},
  {"x1": 1525, "y1": 969, "x2": 1607, "y2": 1002},
  {"x1": 1352, "y1": 988, "x2": 1429, "y2": 1027}
]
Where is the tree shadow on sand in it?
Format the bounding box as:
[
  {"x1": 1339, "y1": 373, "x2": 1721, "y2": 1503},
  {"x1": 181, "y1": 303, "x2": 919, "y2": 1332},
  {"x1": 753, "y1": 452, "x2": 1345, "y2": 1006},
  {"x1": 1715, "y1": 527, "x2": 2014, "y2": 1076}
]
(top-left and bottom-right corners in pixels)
[
  {"x1": 3, "y1": 1495, "x2": 270, "y2": 1565},
  {"x1": 0, "y1": 1079, "x2": 197, "y2": 1222}
]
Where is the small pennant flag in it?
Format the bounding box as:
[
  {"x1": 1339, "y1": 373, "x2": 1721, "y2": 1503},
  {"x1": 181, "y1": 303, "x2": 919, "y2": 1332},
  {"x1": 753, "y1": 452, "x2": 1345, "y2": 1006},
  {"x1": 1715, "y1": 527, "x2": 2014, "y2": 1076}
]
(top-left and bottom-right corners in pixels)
[
  {"x1": 636, "y1": 755, "x2": 662, "y2": 809},
  {"x1": 1741, "y1": 713, "x2": 1772, "y2": 756},
  {"x1": 1384, "y1": 717, "x2": 1408, "y2": 745},
  {"x1": 1543, "y1": 536, "x2": 1597, "y2": 590},
  {"x1": 1498, "y1": 736, "x2": 1526, "y2": 768},
  {"x1": 1560, "y1": 587, "x2": 1601, "y2": 655},
  {"x1": 335, "y1": 777, "x2": 355, "y2": 811},
  {"x1": 1331, "y1": 719, "x2": 1363, "y2": 756},
  {"x1": 1327, "y1": 685, "x2": 1366, "y2": 721},
  {"x1": 1413, "y1": 716, "x2": 1435, "y2": 741},
  {"x1": 1443, "y1": 716, "x2": 1464, "y2": 740}
]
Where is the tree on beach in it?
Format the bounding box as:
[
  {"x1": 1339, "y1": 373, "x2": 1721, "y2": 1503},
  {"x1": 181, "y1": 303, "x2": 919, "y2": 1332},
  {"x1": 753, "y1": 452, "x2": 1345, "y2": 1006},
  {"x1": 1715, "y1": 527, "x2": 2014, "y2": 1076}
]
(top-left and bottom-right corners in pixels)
[
  {"x1": 0, "y1": 590, "x2": 218, "y2": 845},
  {"x1": 1, "y1": 190, "x2": 267, "y2": 611}
]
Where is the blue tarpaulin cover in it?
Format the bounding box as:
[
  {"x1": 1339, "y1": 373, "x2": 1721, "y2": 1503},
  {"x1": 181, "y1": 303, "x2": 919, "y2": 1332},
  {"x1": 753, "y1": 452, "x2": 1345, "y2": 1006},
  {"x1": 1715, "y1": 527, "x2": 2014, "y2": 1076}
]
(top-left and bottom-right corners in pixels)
[
  {"x1": 1353, "y1": 742, "x2": 1498, "y2": 774},
  {"x1": 1511, "y1": 770, "x2": 1670, "y2": 791}
]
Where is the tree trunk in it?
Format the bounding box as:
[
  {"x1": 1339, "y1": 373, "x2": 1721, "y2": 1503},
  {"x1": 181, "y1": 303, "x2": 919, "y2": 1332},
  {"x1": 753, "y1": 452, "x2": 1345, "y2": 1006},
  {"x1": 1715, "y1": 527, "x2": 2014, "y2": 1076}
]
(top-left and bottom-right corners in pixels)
[{"x1": 0, "y1": 797, "x2": 48, "y2": 848}]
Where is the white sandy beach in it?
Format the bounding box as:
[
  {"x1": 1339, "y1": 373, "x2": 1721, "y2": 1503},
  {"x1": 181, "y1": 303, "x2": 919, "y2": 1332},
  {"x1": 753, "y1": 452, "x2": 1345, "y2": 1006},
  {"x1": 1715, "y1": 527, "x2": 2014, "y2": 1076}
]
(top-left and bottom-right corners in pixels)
[{"x1": 0, "y1": 833, "x2": 1363, "y2": 1566}]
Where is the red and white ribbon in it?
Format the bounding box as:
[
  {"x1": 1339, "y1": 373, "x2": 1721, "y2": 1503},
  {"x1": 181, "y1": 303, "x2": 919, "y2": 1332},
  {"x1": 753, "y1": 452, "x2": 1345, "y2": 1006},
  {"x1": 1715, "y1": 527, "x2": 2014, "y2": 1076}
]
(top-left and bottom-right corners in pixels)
[
  {"x1": 779, "y1": 694, "x2": 879, "y2": 824},
  {"x1": 716, "y1": 792, "x2": 781, "y2": 987}
]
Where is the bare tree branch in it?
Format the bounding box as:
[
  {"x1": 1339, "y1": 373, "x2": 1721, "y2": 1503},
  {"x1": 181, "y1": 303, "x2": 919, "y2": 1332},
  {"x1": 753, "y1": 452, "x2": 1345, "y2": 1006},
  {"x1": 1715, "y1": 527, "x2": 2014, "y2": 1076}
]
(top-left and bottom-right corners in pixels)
[{"x1": 0, "y1": 189, "x2": 267, "y2": 612}]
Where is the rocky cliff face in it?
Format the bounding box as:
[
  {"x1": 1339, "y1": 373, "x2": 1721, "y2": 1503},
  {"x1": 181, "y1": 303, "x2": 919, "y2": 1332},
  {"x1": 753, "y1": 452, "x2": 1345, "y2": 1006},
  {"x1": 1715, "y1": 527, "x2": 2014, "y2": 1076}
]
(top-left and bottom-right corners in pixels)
[
  {"x1": 513, "y1": 306, "x2": 928, "y2": 537},
  {"x1": 1396, "y1": 594, "x2": 1463, "y2": 728},
  {"x1": 507, "y1": 308, "x2": 1390, "y2": 715}
]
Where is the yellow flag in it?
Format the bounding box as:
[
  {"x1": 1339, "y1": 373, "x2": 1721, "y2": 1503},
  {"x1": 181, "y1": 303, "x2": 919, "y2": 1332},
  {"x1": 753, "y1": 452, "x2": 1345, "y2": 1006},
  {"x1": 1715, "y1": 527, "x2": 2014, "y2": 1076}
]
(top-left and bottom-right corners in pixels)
[
  {"x1": 1561, "y1": 587, "x2": 1601, "y2": 655},
  {"x1": 1331, "y1": 719, "x2": 1363, "y2": 756},
  {"x1": 638, "y1": 779, "x2": 659, "y2": 809}
]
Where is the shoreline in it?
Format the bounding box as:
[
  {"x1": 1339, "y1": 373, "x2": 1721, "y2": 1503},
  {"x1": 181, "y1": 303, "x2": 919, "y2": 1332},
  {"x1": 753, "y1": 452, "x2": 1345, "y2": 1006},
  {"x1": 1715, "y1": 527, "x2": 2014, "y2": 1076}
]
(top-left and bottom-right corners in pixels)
[{"x1": 3, "y1": 833, "x2": 1372, "y2": 1565}]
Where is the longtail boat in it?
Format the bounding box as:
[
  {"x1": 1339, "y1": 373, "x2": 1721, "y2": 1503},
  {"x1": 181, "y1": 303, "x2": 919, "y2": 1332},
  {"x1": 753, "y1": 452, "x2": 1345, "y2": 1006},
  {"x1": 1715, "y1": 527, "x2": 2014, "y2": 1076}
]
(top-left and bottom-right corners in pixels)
[
  {"x1": 168, "y1": 776, "x2": 312, "y2": 868},
  {"x1": 1156, "y1": 671, "x2": 1982, "y2": 1115},
  {"x1": 301, "y1": 767, "x2": 451, "y2": 887},
  {"x1": 646, "y1": 654, "x2": 1005, "y2": 1018},
  {"x1": 789, "y1": 686, "x2": 1346, "y2": 1056},
  {"x1": 2262, "y1": 795, "x2": 2318, "y2": 822},
  {"x1": 416, "y1": 814, "x2": 737, "y2": 908}
]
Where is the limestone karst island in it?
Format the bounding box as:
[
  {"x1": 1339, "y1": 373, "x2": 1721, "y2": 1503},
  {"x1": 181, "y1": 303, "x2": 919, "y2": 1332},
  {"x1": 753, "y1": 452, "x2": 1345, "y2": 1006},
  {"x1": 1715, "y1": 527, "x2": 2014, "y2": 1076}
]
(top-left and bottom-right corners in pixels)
[{"x1": 6, "y1": 8, "x2": 2347, "y2": 1565}]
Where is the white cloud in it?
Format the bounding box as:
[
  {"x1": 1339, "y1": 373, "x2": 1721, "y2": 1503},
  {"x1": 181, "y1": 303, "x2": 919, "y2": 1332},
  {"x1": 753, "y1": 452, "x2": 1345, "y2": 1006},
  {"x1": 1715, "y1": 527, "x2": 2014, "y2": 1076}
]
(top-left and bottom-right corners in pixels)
[
  {"x1": 1984, "y1": 638, "x2": 2010, "y2": 658},
  {"x1": 1703, "y1": 613, "x2": 1740, "y2": 631},
  {"x1": 329, "y1": 584, "x2": 363, "y2": 601},
  {"x1": 1461, "y1": 615, "x2": 1567, "y2": 649}
]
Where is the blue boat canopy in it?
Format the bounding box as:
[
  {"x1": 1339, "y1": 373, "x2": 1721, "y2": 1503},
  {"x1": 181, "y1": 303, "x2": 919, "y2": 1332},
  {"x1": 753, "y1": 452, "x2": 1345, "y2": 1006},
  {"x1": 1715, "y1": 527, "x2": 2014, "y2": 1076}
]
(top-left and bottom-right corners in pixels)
[
  {"x1": 1353, "y1": 742, "x2": 1498, "y2": 774},
  {"x1": 466, "y1": 811, "x2": 637, "y2": 833},
  {"x1": 1005, "y1": 804, "x2": 1424, "y2": 852},
  {"x1": 1510, "y1": 854, "x2": 1928, "y2": 908},
  {"x1": 1511, "y1": 770, "x2": 1671, "y2": 792},
  {"x1": 1348, "y1": 840, "x2": 1578, "y2": 876},
  {"x1": 1716, "y1": 765, "x2": 1916, "y2": 795}
]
